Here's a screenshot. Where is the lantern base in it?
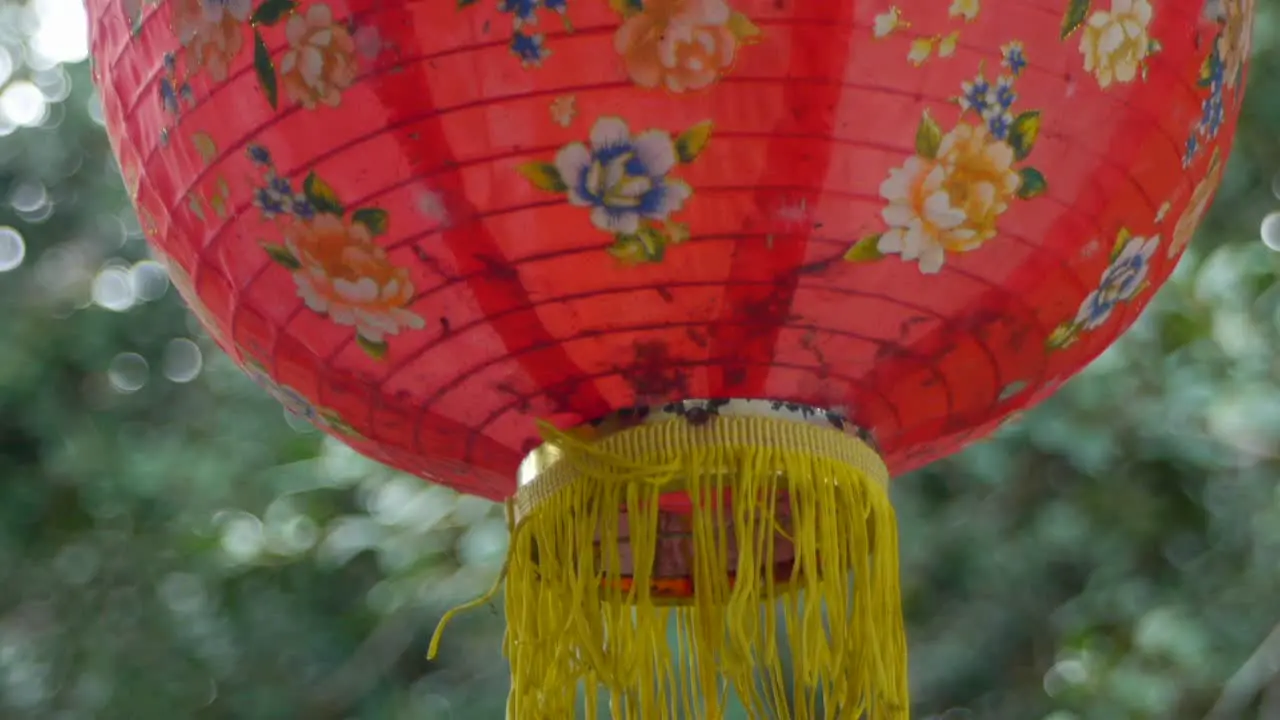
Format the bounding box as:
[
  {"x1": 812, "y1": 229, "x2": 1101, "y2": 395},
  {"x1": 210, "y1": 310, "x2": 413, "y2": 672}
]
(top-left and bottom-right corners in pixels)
[{"x1": 434, "y1": 408, "x2": 909, "y2": 720}]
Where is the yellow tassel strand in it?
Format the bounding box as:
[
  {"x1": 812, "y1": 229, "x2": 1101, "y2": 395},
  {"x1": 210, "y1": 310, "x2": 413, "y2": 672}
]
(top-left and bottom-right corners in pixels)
[{"x1": 432, "y1": 414, "x2": 909, "y2": 719}]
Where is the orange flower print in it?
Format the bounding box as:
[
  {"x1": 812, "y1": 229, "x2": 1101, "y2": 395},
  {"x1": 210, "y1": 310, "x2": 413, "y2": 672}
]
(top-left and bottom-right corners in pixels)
[
  {"x1": 171, "y1": 0, "x2": 250, "y2": 82},
  {"x1": 253, "y1": 153, "x2": 423, "y2": 358},
  {"x1": 1076, "y1": 0, "x2": 1157, "y2": 89},
  {"x1": 280, "y1": 4, "x2": 358, "y2": 109},
  {"x1": 550, "y1": 95, "x2": 577, "y2": 127},
  {"x1": 846, "y1": 61, "x2": 1047, "y2": 274},
  {"x1": 613, "y1": 0, "x2": 759, "y2": 93},
  {"x1": 284, "y1": 213, "x2": 424, "y2": 347},
  {"x1": 872, "y1": 123, "x2": 1022, "y2": 273},
  {"x1": 1215, "y1": 0, "x2": 1255, "y2": 89},
  {"x1": 1168, "y1": 149, "x2": 1222, "y2": 258}
]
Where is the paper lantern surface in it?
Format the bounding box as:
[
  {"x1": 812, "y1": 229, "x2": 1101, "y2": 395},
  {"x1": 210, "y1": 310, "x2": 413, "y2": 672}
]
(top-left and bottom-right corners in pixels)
[{"x1": 89, "y1": 0, "x2": 1247, "y2": 499}]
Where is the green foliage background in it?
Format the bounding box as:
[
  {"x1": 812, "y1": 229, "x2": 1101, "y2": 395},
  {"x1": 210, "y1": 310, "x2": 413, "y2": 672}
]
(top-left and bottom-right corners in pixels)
[{"x1": 2, "y1": 3, "x2": 1280, "y2": 718}]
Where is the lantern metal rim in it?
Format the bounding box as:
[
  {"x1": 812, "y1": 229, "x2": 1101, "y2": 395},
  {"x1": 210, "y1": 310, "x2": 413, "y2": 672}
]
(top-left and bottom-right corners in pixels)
[{"x1": 515, "y1": 398, "x2": 878, "y2": 494}]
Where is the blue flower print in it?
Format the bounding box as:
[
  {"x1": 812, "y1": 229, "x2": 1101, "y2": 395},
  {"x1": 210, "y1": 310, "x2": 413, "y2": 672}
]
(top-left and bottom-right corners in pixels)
[
  {"x1": 511, "y1": 32, "x2": 549, "y2": 67},
  {"x1": 248, "y1": 145, "x2": 272, "y2": 166},
  {"x1": 158, "y1": 52, "x2": 194, "y2": 116},
  {"x1": 980, "y1": 76, "x2": 1017, "y2": 139},
  {"x1": 277, "y1": 385, "x2": 320, "y2": 423},
  {"x1": 252, "y1": 173, "x2": 299, "y2": 218},
  {"x1": 1201, "y1": 94, "x2": 1225, "y2": 137},
  {"x1": 1001, "y1": 41, "x2": 1027, "y2": 77},
  {"x1": 1183, "y1": 45, "x2": 1229, "y2": 164},
  {"x1": 544, "y1": 0, "x2": 567, "y2": 12},
  {"x1": 553, "y1": 117, "x2": 693, "y2": 235},
  {"x1": 268, "y1": 175, "x2": 292, "y2": 198},
  {"x1": 986, "y1": 111, "x2": 1013, "y2": 140},
  {"x1": 499, "y1": 0, "x2": 540, "y2": 27},
  {"x1": 292, "y1": 195, "x2": 316, "y2": 220},
  {"x1": 254, "y1": 187, "x2": 288, "y2": 218},
  {"x1": 243, "y1": 363, "x2": 328, "y2": 428},
  {"x1": 246, "y1": 148, "x2": 320, "y2": 221},
  {"x1": 1200, "y1": 52, "x2": 1228, "y2": 138},
  {"x1": 159, "y1": 79, "x2": 181, "y2": 115},
  {"x1": 989, "y1": 76, "x2": 1017, "y2": 111},
  {"x1": 959, "y1": 75, "x2": 991, "y2": 114},
  {"x1": 1184, "y1": 135, "x2": 1199, "y2": 166},
  {"x1": 1074, "y1": 233, "x2": 1158, "y2": 330}
]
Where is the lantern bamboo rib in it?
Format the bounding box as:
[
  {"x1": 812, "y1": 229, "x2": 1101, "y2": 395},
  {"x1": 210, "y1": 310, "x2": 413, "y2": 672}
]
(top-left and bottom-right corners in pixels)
[{"x1": 432, "y1": 415, "x2": 909, "y2": 720}]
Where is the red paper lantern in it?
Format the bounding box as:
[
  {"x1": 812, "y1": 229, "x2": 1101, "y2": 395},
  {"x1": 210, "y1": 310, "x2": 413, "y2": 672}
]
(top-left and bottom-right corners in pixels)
[{"x1": 88, "y1": 0, "x2": 1251, "y2": 716}]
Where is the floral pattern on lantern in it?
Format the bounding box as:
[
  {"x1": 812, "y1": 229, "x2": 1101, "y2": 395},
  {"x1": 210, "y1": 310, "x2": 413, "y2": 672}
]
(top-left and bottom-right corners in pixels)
[
  {"x1": 242, "y1": 358, "x2": 361, "y2": 436},
  {"x1": 459, "y1": 0, "x2": 760, "y2": 84},
  {"x1": 170, "y1": 0, "x2": 250, "y2": 82},
  {"x1": 1168, "y1": 148, "x2": 1223, "y2": 258},
  {"x1": 1062, "y1": 0, "x2": 1160, "y2": 88},
  {"x1": 248, "y1": 147, "x2": 424, "y2": 358},
  {"x1": 1183, "y1": 0, "x2": 1251, "y2": 164},
  {"x1": 92, "y1": 0, "x2": 1248, "y2": 499},
  {"x1": 158, "y1": 52, "x2": 195, "y2": 121},
  {"x1": 845, "y1": 54, "x2": 1046, "y2": 274},
  {"x1": 872, "y1": 8, "x2": 905, "y2": 39},
  {"x1": 891, "y1": 0, "x2": 981, "y2": 65},
  {"x1": 950, "y1": 0, "x2": 980, "y2": 21},
  {"x1": 1215, "y1": 0, "x2": 1254, "y2": 90},
  {"x1": 279, "y1": 3, "x2": 358, "y2": 109},
  {"x1": 163, "y1": 0, "x2": 379, "y2": 110},
  {"x1": 549, "y1": 95, "x2": 577, "y2": 127},
  {"x1": 1047, "y1": 229, "x2": 1158, "y2": 349},
  {"x1": 518, "y1": 116, "x2": 710, "y2": 265},
  {"x1": 186, "y1": 132, "x2": 232, "y2": 221},
  {"x1": 613, "y1": 0, "x2": 761, "y2": 92}
]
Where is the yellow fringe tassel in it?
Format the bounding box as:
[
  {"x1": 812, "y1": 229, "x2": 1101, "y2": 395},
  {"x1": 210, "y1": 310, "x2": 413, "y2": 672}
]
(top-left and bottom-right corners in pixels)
[{"x1": 431, "y1": 415, "x2": 909, "y2": 719}]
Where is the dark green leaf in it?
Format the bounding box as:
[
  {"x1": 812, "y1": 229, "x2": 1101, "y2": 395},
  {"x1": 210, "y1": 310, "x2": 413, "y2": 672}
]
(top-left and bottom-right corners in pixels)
[
  {"x1": 357, "y1": 336, "x2": 389, "y2": 360},
  {"x1": 915, "y1": 111, "x2": 943, "y2": 159},
  {"x1": 1016, "y1": 167, "x2": 1047, "y2": 200},
  {"x1": 675, "y1": 121, "x2": 714, "y2": 164},
  {"x1": 1199, "y1": 50, "x2": 1219, "y2": 87},
  {"x1": 253, "y1": 30, "x2": 278, "y2": 110},
  {"x1": 1008, "y1": 111, "x2": 1041, "y2": 162},
  {"x1": 516, "y1": 162, "x2": 568, "y2": 193},
  {"x1": 1110, "y1": 227, "x2": 1133, "y2": 260},
  {"x1": 352, "y1": 208, "x2": 390, "y2": 236},
  {"x1": 606, "y1": 0, "x2": 642, "y2": 13},
  {"x1": 1045, "y1": 322, "x2": 1079, "y2": 350},
  {"x1": 320, "y1": 411, "x2": 361, "y2": 437},
  {"x1": 607, "y1": 226, "x2": 671, "y2": 265},
  {"x1": 261, "y1": 242, "x2": 301, "y2": 269},
  {"x1": 1060, "y1": 0, "x2": 1091, "y2": 39},
  {"x1": 250, "y1": 0, "x2": 296, "y2": 26},
  {"x1": 458, "y1": 0, "x2": 479, "y2": 6},
  {"x1": 303, "y1": 172, "x2": 345, "y2": 215},
  {"x1": 635, "y1": 225, "x2": 667, "y2": 259},
  {"x1": 844, "y1": 234, "x2": 884, "y2": 262}
]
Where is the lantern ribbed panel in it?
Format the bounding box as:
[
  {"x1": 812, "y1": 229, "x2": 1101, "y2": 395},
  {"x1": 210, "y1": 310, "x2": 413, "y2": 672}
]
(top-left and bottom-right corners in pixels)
[{"x1": 87, "y1": 0, "x2": 1247, "y2": 499}]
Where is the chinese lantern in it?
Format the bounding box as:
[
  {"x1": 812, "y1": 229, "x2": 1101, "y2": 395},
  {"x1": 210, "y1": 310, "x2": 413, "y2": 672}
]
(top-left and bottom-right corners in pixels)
[{"x1": 87, "y1": 0, "x2": 1252, "y2": 715}]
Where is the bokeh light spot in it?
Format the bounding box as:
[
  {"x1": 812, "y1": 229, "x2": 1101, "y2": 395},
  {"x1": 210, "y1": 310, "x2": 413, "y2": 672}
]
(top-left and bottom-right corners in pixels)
[
  {"x1": 91, "y1": 267, "x2": 134, "y2": 311},
  {"x1": 107, "y1": 352, "x2": 148, "y2": 393},
  {"x1": 161, "y1": 338, "x2": 203, "y2": 383},
  {"x1": 0, "y1": 226, "x2": 27, "y2": 272},
  {"x1": 1261, "y1": 211, "x2": 1280, "y2": 251}
]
